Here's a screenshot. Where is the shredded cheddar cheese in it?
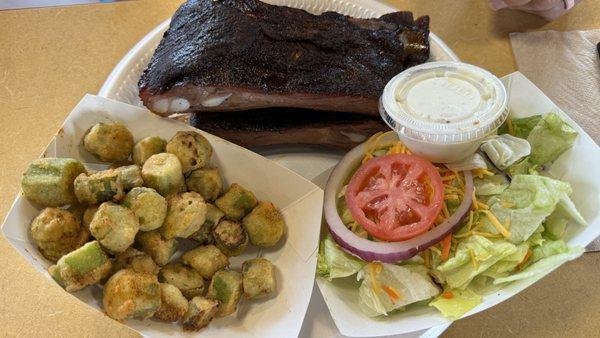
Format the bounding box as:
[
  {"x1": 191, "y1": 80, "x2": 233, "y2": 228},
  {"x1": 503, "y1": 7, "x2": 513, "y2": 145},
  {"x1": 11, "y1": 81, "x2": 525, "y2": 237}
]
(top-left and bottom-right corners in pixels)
[
  {"x1": 429, "y1": 246, "x2": 442, "y2": 256},
  {"x1": 369, "y1": 263, "x2": 383, "y2": 294},
  {"x1": 483, "y1": 210, "x2": 511, "y2": 238},
  {"x1": 468, "y1": 248, "x2": 479, "y2": 269}
]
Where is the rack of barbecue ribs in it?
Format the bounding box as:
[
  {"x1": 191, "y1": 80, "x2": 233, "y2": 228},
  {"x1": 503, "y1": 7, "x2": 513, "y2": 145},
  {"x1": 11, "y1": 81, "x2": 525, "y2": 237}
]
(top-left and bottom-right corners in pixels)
[{"x1": 139, "y1": 0, "x2": 430, "y2": 148}]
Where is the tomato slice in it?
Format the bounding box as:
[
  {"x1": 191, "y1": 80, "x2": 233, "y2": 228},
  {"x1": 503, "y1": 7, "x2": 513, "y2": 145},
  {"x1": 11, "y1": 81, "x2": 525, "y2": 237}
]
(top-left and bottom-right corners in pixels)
[{"x1": 345, "y1": 154, "x2": 444, "y2": 242}]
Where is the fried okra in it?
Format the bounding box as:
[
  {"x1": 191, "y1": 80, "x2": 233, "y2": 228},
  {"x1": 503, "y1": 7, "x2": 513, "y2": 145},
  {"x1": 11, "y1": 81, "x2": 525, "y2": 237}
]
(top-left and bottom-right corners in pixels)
[
  {"x1": 182, "y1": 296, "x2": 219, "y2": 331},
  {"x1": 181, "y1": 245, "x2": 229, "y2": 279},
  {"x1": 242, "y1": 201, "x2": 285, "y2": 247},
  {"x1": 186, "y1": 168, "x2": 222, "y2": 201},
  {"x1": 133, "y1": 136, "x2": 166, "y2": 166},
  {"x1": 158, "y1": 263, "x2": 205, "y2": 300},
  {"x1": 135, "y1": 230, "x2": 177, "y2": 266},
  {"x1": 141, "y1": 153, "x2": 184, "y2": 197},
  {"x1": 207, "y1": 270, "x2": 243, "y2": 317},
  {"x1": 213, "y1": 220, "x2": 248, "y2": 257},
  {"x1": 111, "y1": 248, "x2": 159, "y2": 275},
  {"x1": 89, "y1": 202, "x2": 139, "y2": 253},
  {"x1": 161, "y1": 192, "x2": 207, "y2": 239},
  {"x1": 242, "y1": 258, "x2": 276, "y2": 299},
  {"x1": 191, "y1": 204, "x2": 224, "y2": 244},
  {"x1": 21, "y1": 158, "x2": 86, "y2": 207},
  {"x1": 30, "y1": 208, "x2": 89, "y2": 262},
  {"x1": 114, "y1": 165, "x2": 143, "y2": 191},
  {"x1": 74, "y1": 169, "x2": 124, "y2": 205},
  {"x1": 49, "y1": 241, "x2": 112, "y2": 292},
  {"x1": 84, "y1": 122, "x2": 133, "y2": 163},
  {"x1": 153, "y1": 283, "x2": 188, "y2": 322},
  {"x1": 215, "y1": 183, "x2": 257, "y2": 221},
  {"x1": 103, "y1": 269, "x2": 161, "y2": 321},
  {"x1": 123, "y1": 187, "x2": 167, "y2": 232},
  {"x1": 166, "y1": 131, "x2": 212, "y2": 174},
  {"x1": 82, "y1": 206, "x2": 98, "y2": 228}
]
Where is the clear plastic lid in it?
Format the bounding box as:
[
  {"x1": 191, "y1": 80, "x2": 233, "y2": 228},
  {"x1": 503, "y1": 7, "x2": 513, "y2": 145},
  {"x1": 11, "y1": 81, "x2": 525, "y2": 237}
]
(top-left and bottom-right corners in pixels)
[{"x1": 380, "y1": 61, "x2": 508, "y2": 144}]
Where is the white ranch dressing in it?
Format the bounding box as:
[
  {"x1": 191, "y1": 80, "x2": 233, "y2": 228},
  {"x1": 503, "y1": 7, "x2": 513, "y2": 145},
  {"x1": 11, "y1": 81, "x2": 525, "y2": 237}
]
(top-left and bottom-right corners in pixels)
[{"x1": 380, "y1": 62, "x2": 508, "y2": 163}]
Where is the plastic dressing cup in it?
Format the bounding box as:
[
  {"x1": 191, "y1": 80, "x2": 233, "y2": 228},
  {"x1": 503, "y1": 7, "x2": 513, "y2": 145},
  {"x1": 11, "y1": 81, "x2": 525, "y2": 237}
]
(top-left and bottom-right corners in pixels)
[{"x1": 379, "y1": 61, "x2": 508, "y2": 163}]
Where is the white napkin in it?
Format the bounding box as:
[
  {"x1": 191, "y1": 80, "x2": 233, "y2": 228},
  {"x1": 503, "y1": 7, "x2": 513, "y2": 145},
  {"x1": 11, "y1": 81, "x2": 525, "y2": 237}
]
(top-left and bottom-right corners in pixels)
[
  {"x1": 510, "y1": 29, "x2": 600, "y2": 143},
  {"x1": 510, "y1": 29, "x2": 600, "y2": 251}
]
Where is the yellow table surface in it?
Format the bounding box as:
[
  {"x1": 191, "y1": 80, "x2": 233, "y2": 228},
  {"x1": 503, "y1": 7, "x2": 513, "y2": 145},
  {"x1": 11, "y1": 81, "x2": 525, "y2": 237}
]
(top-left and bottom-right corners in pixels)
[{"x1": 1, "y1": 0, "x2": 599, "y2": 337}]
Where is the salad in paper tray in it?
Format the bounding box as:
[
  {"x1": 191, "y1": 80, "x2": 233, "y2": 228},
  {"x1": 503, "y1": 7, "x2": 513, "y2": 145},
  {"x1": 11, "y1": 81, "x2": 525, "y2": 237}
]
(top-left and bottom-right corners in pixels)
[{"x1": 318, "y1": 63, "x2": 587, "y2": 320}]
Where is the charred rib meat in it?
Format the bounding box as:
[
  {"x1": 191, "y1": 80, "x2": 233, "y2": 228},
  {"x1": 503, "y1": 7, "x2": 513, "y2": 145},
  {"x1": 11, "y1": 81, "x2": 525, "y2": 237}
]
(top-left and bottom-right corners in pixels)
[{"x1": 139, "y1": 0, "x2": 430, "y2": 116}]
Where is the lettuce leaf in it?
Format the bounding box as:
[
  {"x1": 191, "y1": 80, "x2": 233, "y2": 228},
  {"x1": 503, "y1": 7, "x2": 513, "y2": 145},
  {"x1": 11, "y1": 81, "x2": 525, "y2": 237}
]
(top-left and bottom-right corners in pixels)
[
  {"x1": 527, "y1": 113, "x2": 578, "y2": 165},
  {"x1": 316, "y1": 235, "x2": 365, "y2": 280},
  {"x1": 357, "y1": 263, "x2": 440, "y2": 317},
  {"x1": 429, "y1": 288, "x2": 482, "y2": 319},
  {"x1": 435, "y1": 236, "x2": 517, "y2": 289},
  {"x1": 482, "y1": 243, "x2": 529, "y2": 279},
  {"x1": 531, "y1": 240, "x2": 569, "y2": 262},
  {"x1": 493, "y1": 246, "x2": 584, "y2": 284},
  {"x1": 474, "y1": 174, "x2": 509, "y2": 196},
  {"x1": 445, "y1": 153, "x2": 488, "y2": 171},
  {"x1": 498, "y1": 115, "x2": 543, "y2": 139},
  {"x1": 481, "y1": 134, "x2": 531, "y2": 170},
  {"x1": 480, "y1": 175, "x2": 572, "y2": 243},
  {"x1": 507, "y1": 156, "x2": 539, "y2": 178}
]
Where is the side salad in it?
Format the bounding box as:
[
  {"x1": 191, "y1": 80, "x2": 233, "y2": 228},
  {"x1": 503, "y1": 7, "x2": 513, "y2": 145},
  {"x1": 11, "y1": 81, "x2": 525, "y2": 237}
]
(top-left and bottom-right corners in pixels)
[{"x1": 317, "y1": 112, "x2": 586, "y2": 319}]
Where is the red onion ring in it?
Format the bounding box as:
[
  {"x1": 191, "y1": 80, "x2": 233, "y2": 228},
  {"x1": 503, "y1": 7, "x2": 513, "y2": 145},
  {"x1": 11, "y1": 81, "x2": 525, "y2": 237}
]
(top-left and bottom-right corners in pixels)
[{"x1": 323, "y1": 140, "x2": 474, "y2": 263}]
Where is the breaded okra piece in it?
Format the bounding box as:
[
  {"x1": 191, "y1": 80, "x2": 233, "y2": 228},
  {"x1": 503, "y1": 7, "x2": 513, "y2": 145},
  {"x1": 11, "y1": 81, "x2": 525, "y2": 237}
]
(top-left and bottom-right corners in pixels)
[
  {"x1": 161, "y1": 192, "x2": 207, "y2": 239},
  {"x1": 181, "y1": 245, "x2": 229, "y2": 279},
  {"x1": 82, "y1": 206, "x2": 98, "y2": 228},
  {"x1": 48, "y1": 240, "x2": 112, "y2": 292},
  {"x1": 30, "y1": 208, "x2": 89, "y2": 262},
  {"x1": 186, "y1": 168, "x2": 222, "y2": 201},
  {"x1": 215, "y1": 183, "x2": 257, "y2": 221},
  {"x1": 153, "y1": 283, "x2": 189, "y2": 322},
  {"x1": 84, "y1": 122, "x2": 133, "y2": 163},
  {"x1": 103, "y1": 269, "x2": 161, "y2": 321},
  {"x1": 89, "y1": 202, "x2": 139, "y2": 253},
  {"x1": 190, "y1": 204, "x2": 224, "y2": 245},
  {"x1": 73, "y1": 169, "x2": 124, "y2": 205},
  {"x1": 135, "y1": 230, "x2": 177, "y2": 266},
  {"x1": 207, "y1": 270, "x2": 243, "y2": 317},
  {"x1": 21, "y1": 157, "x2": 86, "y2": 207},
  {"x1": 212, "y1": 220, "x2": 248, "y2": 257},
  {"x1": 166, "y1": 131, "x2": 213, "y2": 174},
  {"x1": 182, "y1": 296, "x2": 219, "y2": 331},
  {"x1": 141, "y1": 153, "x2": 184, "y2": 197},
  {"x1": 114, "y1": 165, "x2": 143, "y2": 191},
  {"x1": 242, "y1": 258, "x2": 276, "y2": 299},
  {"x1": 122, "y1": 187, "x2": 167, "y2": 232},
  {"x1": 111, "y1": 247, "x2": 159, "y2": 275},
  {"x1": 158, "y1": 263, "x2": 205, "y2": 300},
  {"x1": 133, "y1": 136, "x2": 166, "y2": 166},
  {"x1": 242, "y1": 201, "x2": 285, "y2": 247}
]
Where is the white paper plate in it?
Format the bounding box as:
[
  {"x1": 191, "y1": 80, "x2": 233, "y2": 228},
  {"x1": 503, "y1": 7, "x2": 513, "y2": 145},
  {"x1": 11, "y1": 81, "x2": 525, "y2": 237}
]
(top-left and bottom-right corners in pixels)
[
  {"x1": 1, "y1": 94, "x2": 325, "y2": 338},
  {"x1": 316, "y1": 72, "x2": 600, "y2": 337}
]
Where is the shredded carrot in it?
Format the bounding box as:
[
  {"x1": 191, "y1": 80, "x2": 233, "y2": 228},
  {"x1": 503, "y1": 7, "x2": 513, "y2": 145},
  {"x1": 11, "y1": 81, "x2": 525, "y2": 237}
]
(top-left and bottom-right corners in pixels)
[
  {"x1": 442, "y1": 291, "x2": 454, "y2": 299},
  {"x1": 516, "y1": 249, "x2": 533, "y2": 271},
  {"x1": 381, "y1": 285, "x2": 402, "y2": 302},
  {"x1": 441, "y1": 234, "x2": 452, "y2": 261}
]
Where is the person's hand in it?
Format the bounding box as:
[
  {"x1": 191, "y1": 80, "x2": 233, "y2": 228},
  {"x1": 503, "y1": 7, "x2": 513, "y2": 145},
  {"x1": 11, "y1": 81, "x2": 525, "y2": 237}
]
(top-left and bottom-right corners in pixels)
[{"x1": 488, "y1": 0, "x2": 582, "y2": 20}]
